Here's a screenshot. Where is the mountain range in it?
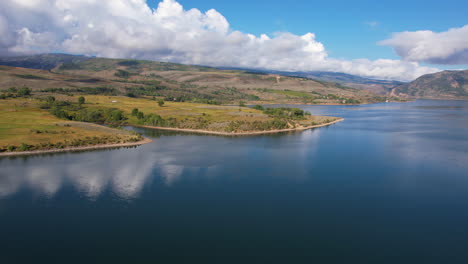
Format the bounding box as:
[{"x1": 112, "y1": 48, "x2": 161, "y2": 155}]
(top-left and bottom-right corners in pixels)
[{"x1": 0, "y1": 53, "x2": 467, "y2": 100}]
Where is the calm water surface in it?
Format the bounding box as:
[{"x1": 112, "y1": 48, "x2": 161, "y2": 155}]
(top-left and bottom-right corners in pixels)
[{"x1": 1, "y1": 100, "x2": 468, "y2": 263}]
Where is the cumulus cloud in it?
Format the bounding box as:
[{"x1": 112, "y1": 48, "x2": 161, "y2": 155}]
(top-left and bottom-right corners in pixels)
[
  {"x1": 0, "y1": 0, "x2": 438, "y2": 80},
  {"x1": 380, "y1": 25, "x2": 468, "y2": 65}
]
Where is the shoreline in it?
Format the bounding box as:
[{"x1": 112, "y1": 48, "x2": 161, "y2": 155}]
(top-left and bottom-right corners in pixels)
[
  {"x1": 0, "y1": 118, "x2": 343, "y2": 157},
  {"x1": 0, "y1": 137, "x2": 153, "y2": 157},
  {"x1": 136, "y1": 118, "x2": 344, "y2": 136}
]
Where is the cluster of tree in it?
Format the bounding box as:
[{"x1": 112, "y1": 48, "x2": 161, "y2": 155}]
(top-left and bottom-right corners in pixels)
[
  {"x1": 39, "y1": 86, "x2": 117, "y2": 95},
  {"x1": 73, "y1": 108, "x2": 125, "y2": 123},
  {"x1": 115, "y1": 79, "x2": 162, "y2": 86},
  {"x1": 252, "y1": 105, "x2": 264, "y2": 110},
  {"x1": 342, "y1": 98, "x2": 361, "y2": 104},
  {"x1": 0, "y1": 86, "x2": 32, "y2": 99},
  {"x1": 117, "y1": 60, "x2": 142, "y2": 67},
  {"x1": 263, "y1": 107, "x2": 311, "y2": 119},
  {"x1": 45, "y1": 98, "x2": 126, "y2": 124},
  {"x1": 123, "y1": 85, "x2": 167, "y2": 97},
  {"x1": 78, "y1": 87, "x2": 117, "y2": 95},
  {"x1": 114, "y1": 69, "x2": 132, "y2": 79},
  {"x1": 224, "y1": 119, "x2": 289, "y2": 132},
  {"x1": 131, "y1": 108, "x2": 178, "y2": 127},
  {"x1": 39, "y1": 87, "x2": 70, "y2": 94}
]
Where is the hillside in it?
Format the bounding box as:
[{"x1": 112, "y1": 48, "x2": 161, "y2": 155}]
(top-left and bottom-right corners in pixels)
[
  {"x1": 0, "y1": 54, "x2": 395, "y2": 105},
  {"x1": 221, "y1": 67, "x2": 404, "y2": 94},
  {"x1": 393, "y1": 70, "x2": 468, "y2": 99},
  {"x1": 301, "y1": 71, "x2": 404, "y2": 94},
  {"x1": 0, "y1": 53, "x2": 90, "y2": 70}
]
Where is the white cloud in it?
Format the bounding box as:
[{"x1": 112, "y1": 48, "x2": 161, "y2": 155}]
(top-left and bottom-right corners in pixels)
[
  {"x1": 0, "y1": 0, "x2": 439, "y2": 81},
  {"x1": 380, "y1": 25, "x2": 468, "y2": 65}
]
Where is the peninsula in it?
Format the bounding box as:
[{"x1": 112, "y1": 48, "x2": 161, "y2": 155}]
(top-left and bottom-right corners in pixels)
[{"x1": 0, "y1": 55, "x2": 360, "y2": 155}]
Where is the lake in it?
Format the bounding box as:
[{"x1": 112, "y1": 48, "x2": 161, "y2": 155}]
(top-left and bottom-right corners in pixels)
[{"x1": 1, "y1": 100, "x2": 467, "y2": 263}]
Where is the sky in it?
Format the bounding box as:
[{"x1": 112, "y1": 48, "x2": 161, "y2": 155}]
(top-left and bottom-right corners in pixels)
[{"x1": 0, "y1": 0, "x2": 467, "y2": 81}]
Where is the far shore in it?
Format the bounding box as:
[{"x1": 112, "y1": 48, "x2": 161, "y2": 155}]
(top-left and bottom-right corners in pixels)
[
  {"x1": 136, "y1": 118, "x2": 344, "y2": 136},
  {"x1": 0, "y1": 138, "x2": 152, "y2": 157}
]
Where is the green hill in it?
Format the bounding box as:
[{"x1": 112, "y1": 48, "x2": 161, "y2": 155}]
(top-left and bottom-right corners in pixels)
[
  {"x1": 0, "y1": 54, "x2": 394, "y2": 105},
  {"x1": 393, "y1": 70, "x2": 468, "y2": 99}
]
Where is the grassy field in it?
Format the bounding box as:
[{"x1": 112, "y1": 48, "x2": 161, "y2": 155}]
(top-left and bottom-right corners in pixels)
[
  {"x1": 0, "y1": 95, "x2": 340, "y2": 152},
  {"x1": 79, "y1": 95, "x2": 269, "y2": 122},
  {"x1": 56, "y1": 95, "x2": 340, "y2": 132},
  {"x1": 0, "y1": 98, "x2": 142, "y2": 152}
]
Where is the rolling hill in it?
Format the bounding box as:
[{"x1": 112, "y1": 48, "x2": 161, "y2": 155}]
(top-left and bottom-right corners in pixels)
[
  {"x1": 0, "y1": 54, "x2": 393, "y2": 105},
  {"x1": 0, "y1": 53, "x2": 90, "y2": 70},
  {"x1": 220, "y1": 67, "x2": 404, "y2": 94},
  {"x1": 392, "y1": 70, "x2": 468, "y2": 99}
]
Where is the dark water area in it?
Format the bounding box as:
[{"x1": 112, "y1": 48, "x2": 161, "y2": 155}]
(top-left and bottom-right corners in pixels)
[{"x1": 1, "y1": 100, "x2": 467, "y2": 263}]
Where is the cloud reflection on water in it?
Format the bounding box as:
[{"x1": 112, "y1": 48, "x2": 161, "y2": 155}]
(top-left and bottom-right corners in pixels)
[
  {"x1": 0, "y1": 147, "x2": 174, "y2": 200},
  {"x1": 0, "y1": 128, "x2": 325, "y2": 200}
]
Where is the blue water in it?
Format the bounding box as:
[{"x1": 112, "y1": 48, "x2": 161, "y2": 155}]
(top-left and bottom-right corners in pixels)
[{"x1": 1, "y1": 100, "x2": 467, "y2": 263}]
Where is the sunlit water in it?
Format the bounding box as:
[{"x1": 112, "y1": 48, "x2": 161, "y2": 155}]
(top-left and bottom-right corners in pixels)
[{"x1": 1, "y1": 100, "x2": 467, "y2": 263}]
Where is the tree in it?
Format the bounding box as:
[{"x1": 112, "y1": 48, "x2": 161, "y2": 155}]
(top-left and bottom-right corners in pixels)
[
  {"x1": 239, "y1": 101, "x2": 246, "y2": 107},
  {"x1": 46, "y1": 96, "x2": 56, "y2": 103},
  {"x1": 136, "y1": 111, "x2": 145, "y2": 120},
  {"x1": 78, "y1": 96, "x2": 85, "y2": 105},
  {"x1": 108, "y1": 110, "x2": 124, "y2": 122},
  {"x1": 115, "y1": 69, "x2": 131, "y2": 79},
  {"x1": 158, "y1": 99, "x2": 165, "y2": 107},
  {"x1": 17, "y1": 86, "x2": 31, "y2": 97},
  {"x1": 252, "y1": 105, "x2": 264, "y2": 111},
  {"x1": 19, "y1": 143, "x2": 29, "y2": 151},
  {"x1": 131, "y1": 108, "x2": 139, "y2": 116}
]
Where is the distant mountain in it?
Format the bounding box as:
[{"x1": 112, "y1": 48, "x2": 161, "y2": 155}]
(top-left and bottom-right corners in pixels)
[
  {"x1": 290, "y1": 71, "x2": 404, "y2": 94},
  {"x1": 0, "y1": 53, "x2": 405, "y2": 95},
  {"x1": 304, "y1": 71, "x2": 403, "y2": 86},
  {"x1": 0, "y1": 53, "x2": 90, "y2": 70},
  {"x1": 219, "y1": 67, "x2": 404, "y2": 94},
  {"x1": 393, "y1": 70, "x2": 468, "y2": 99}
]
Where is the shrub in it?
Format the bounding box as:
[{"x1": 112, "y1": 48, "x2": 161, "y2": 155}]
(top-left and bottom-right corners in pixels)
[
  {"x1": 158, "y1": 99, "x2": 165, "y2": 107},
  {"x1": 252, "y1": 105, "x2": 264, "y2": 111},
  {"x1": 46, "y1": 96, "x2": 56, "y2": 103},
  {"x1": 115, "y1": 69, "x2": 131, "y2": 79},
  {"x1": 107, "y1": 110, "x2": 125, "y2": 122},
  {"x1": 17, "y1": 86, "x2": 32, "y2": 96},
  {"x1": 136, "y1": 111, "x2": 145, "y2": 120},
  {"x1": 19, "y1": 143, "x2": 29, "y2": 151},
  {"x1": 126, "y1": 92, "x2": 136, "y2": 98}
]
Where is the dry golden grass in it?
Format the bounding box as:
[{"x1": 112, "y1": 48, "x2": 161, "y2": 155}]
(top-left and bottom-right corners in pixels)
[
  {"x1": 63, "y1": 95, "x2": 339, "y2": 131},
  {"x1": 0, "y1": 98, "x2": 137, "y2": 149},
  {"x1": 0, "y1": 59, "x2": 384, "y2": 105},
  {"x1": 72, "y1": 95, "x2": 271, "y2": 123}
]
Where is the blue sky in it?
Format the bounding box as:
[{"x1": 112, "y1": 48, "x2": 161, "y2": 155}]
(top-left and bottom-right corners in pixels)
[
  {"x1": 151, "y1": 0, "x2": 468, "y2": 63},
  {"x1": 1, "y1": 0, "x2": 467, "y2": 80}
]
